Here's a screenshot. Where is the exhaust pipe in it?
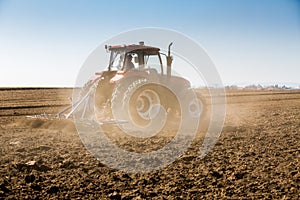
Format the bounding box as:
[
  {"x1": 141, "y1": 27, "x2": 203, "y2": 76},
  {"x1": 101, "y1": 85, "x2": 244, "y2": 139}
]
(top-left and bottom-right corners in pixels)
[{"x1": 167, "y1": 42, "x2": 173, "y2": 77}]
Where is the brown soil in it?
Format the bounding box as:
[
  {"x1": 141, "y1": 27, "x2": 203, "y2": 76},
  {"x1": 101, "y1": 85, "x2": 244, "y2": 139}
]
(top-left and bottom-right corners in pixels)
[{"x1": 0, "y1": 88, "x2": 299, "y2": 199}]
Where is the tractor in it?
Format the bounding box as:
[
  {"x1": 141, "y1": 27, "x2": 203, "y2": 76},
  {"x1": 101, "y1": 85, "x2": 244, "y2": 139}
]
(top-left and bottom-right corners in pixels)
[{"x1": 41, "y1": 42, "x2": 205, "y2": 134}]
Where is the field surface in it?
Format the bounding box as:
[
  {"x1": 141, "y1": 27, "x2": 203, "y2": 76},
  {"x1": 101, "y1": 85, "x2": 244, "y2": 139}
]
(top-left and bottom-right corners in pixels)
[{"x1": 0, "y1": 88, "x2": 299, "y2": 199}]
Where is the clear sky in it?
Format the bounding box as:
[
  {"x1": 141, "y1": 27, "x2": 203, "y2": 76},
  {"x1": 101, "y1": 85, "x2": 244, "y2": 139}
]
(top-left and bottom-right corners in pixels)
[{"x1": 0, "y1": 0, "x2": 299, "y2": 87}]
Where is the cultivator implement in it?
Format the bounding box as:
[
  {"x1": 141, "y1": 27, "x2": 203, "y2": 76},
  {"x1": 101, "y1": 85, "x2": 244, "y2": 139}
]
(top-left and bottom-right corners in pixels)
[{"x1": 26, "y1": 80, "x2": 128, "y2": 125}]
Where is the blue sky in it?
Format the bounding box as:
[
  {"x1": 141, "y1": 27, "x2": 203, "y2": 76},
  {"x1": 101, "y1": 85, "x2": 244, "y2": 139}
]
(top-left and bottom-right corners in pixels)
[{"x1": 0, "y1": 0, "x2": 299, "y2": 87}]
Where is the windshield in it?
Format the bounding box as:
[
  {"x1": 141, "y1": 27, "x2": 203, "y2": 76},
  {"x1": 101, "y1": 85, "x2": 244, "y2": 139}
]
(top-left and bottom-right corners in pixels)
[{"x1": 108, "y1": 50, "x2": 125, "y2": 70}]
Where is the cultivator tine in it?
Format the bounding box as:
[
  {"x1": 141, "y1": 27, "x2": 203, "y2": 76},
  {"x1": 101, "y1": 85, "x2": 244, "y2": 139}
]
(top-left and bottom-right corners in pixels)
[{"x1": 26, "y1": 113, "x2": 59, "y2": 120}]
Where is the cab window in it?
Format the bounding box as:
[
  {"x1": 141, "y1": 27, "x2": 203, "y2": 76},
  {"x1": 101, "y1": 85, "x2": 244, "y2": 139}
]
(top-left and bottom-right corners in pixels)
[
  {"x1": 109, "y1": 51, "x2": 125, "y2": 70},
  {"x1": 144, "y1": 54, "x2": 162, "y2": 74}
]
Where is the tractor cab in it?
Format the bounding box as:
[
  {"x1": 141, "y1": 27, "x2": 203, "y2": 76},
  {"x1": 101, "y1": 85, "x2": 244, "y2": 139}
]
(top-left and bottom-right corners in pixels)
[{"x1": 106, "y1": 42, "x2": 164, "y2": 75}]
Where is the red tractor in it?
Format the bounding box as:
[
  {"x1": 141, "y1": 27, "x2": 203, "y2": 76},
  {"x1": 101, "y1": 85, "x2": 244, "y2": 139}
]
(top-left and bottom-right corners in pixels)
[{"x1": 71, "y1": 42, "x2": 204, "y2": 132}]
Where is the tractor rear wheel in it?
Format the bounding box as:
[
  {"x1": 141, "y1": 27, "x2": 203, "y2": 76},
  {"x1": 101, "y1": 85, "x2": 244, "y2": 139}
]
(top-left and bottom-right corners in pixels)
[{"x1": 111, "y1": 78, "x2": 179, "y2": 134}]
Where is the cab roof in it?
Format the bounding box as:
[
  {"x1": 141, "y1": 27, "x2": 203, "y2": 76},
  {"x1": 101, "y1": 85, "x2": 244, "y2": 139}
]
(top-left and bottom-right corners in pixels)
[{"x1": 108, "y1": 44, "x2": 160, "y2": 53}]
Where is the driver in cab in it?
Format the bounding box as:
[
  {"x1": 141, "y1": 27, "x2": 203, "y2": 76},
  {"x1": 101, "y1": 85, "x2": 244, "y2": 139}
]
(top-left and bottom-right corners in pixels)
[{"x1": 124, "y1": 54, "x2": 135, "y2": 70}]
